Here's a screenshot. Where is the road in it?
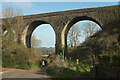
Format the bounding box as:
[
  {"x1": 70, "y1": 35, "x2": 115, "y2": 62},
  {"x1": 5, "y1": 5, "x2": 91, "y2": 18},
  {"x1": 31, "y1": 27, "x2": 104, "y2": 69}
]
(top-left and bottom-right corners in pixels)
[{"x1": 1, "y1": 67, "x2": 51, "y2": 80}]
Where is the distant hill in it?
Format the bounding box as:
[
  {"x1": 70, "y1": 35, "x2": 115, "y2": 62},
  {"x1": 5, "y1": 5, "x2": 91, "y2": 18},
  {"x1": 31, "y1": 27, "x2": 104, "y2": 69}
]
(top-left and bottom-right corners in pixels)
[{"x1": 36, "y1": 47, "x2": 55, "y2": 54}]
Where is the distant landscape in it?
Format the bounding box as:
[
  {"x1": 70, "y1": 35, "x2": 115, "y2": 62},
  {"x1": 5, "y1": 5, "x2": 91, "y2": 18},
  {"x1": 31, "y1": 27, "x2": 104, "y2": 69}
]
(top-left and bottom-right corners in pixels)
[{"x1": 36, "y1": 47, "x2": 55, "y2": 54}]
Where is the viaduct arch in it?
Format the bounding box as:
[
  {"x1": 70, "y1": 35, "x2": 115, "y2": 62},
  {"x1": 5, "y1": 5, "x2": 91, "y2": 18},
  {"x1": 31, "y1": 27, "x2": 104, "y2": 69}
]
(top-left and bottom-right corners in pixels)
[
  {"x1": 2, "y1": 5, "x2": 120, "y2": 54},
  {"x1": 61, "y1": 16, "x2": 102, "y2": 53},
  {"x1": 23, "y1": 20, "x2": 55, "y2": 48}
]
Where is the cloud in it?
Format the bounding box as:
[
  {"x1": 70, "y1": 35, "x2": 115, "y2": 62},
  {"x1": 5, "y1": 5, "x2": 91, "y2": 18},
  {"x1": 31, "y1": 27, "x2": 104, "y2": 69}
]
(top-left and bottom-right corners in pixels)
[
  {"x1": 13, "y1": 2, "x2": 33, "y2": 8},
  {"x1": 2, "y1": 0, "x2": 33, "y2": 8},
  {"x1": 2, "y1": 1, "x2": 33, "y2": 8}
]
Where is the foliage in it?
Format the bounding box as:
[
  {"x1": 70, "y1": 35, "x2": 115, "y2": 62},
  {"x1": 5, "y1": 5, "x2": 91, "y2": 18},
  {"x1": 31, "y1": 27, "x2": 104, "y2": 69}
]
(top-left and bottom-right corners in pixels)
[
  {"x1": 112, "y1": 54, "x2": 120, "y2": 67},
  {"x1": 81, "y1": 21, "x2": 101, "y2": 38},
  {"x1": 67, "y1": 18, "x2": 120, "y2": 62},
  {"x1": 66, "y1": 59, "x2": 92, "y2": 72},
  {"x1": 31, "y1": 33, "x2": 42, "y2": 48},
  {"x1": 54, "y1": 68, "x2": 76, "y2": 78},
  {"x1": 98, "y1": 54, "x2": 111, "y2": 66},
  {"x1": 2, "y1": 7, "x2": 24, "y2": 43},
  {"x1": 67, "y1": 21, "x2": 101, "y2": 58},
  {"x1": 114, "y1": 7, "x2": 120, "y2": 19},
  {"x1": 98, "y1": 54, "x2": 120, "y2": 67},
  {"x1": 2, "y1": 42, "x2": 42, "y2": 70},
  {"x1": 67, "y1": 24, "x2": 81, "y2": 47},
  {"x1": 46, "y1": 54, "x2": 63, "y2": 75},
  {"x1": 46, "y1": 55, "x2": 91, "y2": 78},
  {"x1": 2, "y1": 7, "x2": 42, "y2": 70}
]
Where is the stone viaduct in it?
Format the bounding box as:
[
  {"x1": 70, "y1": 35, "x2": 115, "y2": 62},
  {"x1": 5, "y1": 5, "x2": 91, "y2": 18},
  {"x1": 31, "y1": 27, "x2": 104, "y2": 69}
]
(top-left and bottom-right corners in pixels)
[{"x1": 2, "y1": 5, "x2": 120, "y2": 54}]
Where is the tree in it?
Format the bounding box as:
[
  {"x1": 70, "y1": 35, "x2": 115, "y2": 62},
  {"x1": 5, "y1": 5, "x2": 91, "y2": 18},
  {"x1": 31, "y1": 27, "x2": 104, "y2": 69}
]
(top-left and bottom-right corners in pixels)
[
  {"x1": 2, "y1": 7, "x2": 23, "y2": 44},
  {"x1": 31, "y1": 34, "x2": 42, "y2": 48},
  {"x1": 67, "y1": 21, "x2": 101, "y2": 49},
  {"x1": 82, "y1": 21, "x2": 101, "y2": 38},
  {"x1": 67, "y1": 24, "x2": 81, "y2": 48},
  {"x1": 2, "y1": 7, "x2": 24, "y2": 54},
  {"x1": 2, "y1": 7, "x2": 42, "y2": 69}
]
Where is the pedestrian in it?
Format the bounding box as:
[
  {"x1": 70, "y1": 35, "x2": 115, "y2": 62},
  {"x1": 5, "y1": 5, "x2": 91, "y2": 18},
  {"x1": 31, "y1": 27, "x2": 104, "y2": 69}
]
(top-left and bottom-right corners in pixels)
[{"x1": 41, "y1": 59, "x2": 45, "y2": 68}]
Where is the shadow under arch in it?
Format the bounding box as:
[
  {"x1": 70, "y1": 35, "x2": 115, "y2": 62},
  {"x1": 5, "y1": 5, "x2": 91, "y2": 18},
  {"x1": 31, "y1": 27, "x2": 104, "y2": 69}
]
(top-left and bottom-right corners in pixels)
[
  {"x1": 61, "y1": 16, "x2": 102, "y2": 54},
  {"x1": 25, "y1": 20, "x2": 56, "y2": 48}
]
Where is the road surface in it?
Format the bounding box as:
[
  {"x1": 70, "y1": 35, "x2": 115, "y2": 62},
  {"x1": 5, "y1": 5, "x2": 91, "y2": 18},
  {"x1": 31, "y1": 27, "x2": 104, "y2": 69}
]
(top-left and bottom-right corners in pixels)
[{"x1": 1, "y1": 67, "x2": 51, "y2": 79}]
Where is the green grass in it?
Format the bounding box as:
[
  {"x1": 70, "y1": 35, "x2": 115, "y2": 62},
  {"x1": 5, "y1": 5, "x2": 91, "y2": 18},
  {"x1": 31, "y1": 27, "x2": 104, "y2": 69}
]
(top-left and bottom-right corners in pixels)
[
  {"x1": 48, "y1": 58, "x2": 92, "y2": 78},
  {"x1": 30, "y1": 64, "x2": 40, "y2": 69},
  {"x1": 65, "y1": 59, "x2": 92, "y2": 72},
  {"x1": 54, "y1": 68, "x2": 76, "y2": 78},
  {"x1": 53, "y1": 67, "x2": 89, "y2": 78}
]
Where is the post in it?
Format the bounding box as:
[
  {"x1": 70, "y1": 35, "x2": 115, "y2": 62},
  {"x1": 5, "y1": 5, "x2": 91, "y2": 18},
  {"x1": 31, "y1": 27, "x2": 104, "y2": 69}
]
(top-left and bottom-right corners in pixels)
[
  {"x1": 69, "y1": 57, "x2": 71, "y2": 70},
  {"x1": 62, "y1": 49, "x2": 65, "y2": 68},
  {"x1": 92, "y1": 55, "x2": 95, "y2": 67},
  {"x1": 63, "y1": 49, "x2": 64, "y2": 60},
  {"x1": 76, "y1": 59, "x2": 79, "y2": 73},
  {"x1": 65, "y1": 56, "x2": 66, "y2": 60},
  {"x1": 95, "y1": 66, "x2": 98, "y2": 78}
]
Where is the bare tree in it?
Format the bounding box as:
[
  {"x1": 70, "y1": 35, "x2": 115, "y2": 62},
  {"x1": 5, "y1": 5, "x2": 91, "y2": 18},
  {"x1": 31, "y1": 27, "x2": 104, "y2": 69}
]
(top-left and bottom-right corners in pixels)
[
  {"x1": 2, "y1": 7, "x2": 23, "y2": 43},
  {"x1": 82, "y1": 21, "x2": 101, "y2": 38},
  {"x1": 67, "y1": 24, "x2": 81, "y2": 48},
  {"x1": 31, "y1": 34, "x2": 42, "y2": 48},
  {"x1": 2, "y1": 7, "x2": 23, "y2": 18},
  {"x1": 67, "y1": 21, "x2": 101, "y2": 48}
]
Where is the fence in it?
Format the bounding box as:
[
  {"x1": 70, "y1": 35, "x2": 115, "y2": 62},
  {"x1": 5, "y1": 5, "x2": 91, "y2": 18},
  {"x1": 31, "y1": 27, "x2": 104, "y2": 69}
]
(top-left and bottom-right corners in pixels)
[
  {"x1": 68, "y1": 57, "x2": 89, "y2": 73},
  {"x1": 67, "y1": 56, "x2": 120, "y2": 78}
]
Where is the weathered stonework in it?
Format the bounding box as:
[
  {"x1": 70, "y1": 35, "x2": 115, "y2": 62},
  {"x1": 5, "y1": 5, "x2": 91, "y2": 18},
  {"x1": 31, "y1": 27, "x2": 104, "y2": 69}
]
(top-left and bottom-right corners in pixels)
[{"x1": 2, "y1": 5, "x2": 120, "y2": 54}]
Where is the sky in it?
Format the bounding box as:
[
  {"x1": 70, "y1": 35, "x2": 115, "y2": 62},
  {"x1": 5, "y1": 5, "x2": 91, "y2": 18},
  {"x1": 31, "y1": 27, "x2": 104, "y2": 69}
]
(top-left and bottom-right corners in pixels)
[{"x1": 1, "y1": 2, "x2": 118, "y2": 47}]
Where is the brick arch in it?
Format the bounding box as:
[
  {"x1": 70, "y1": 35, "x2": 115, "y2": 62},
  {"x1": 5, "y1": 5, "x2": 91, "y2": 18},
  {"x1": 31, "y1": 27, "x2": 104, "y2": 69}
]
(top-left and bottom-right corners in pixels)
[
  {"x1": 61, "y1": 16, "x2": 102, "y2": 53},
  {"x1": 21, "y1": 20, "x2": 56, "y2": 48}
]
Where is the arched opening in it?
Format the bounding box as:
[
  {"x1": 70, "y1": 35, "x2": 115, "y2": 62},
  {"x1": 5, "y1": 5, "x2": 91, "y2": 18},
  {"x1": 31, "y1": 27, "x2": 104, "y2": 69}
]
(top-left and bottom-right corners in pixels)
[
  {"x1": 2, "y1": 29, "x2": 17, "y2": 42},
  {"x1": 67, "y1": 20, "x2": 102, "y2": 50},
  {"x1": 26, "y1": 21, "x2": 56, "y2": 54},
  {"x1": 3, "y1": 30, "x2": 8, "y2": 35},
  {"x1": 62, "y1": 16, "x2": 102, "y2": 53},
  {"x1": 62, "y1": 16, "x2": 102, "y2": 73}
]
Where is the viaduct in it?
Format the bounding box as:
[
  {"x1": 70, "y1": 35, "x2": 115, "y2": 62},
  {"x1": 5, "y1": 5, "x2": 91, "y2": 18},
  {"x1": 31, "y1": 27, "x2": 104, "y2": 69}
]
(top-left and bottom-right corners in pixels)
[{"x1": 2, "y1": 5, "x2": 120, "y2": 54}]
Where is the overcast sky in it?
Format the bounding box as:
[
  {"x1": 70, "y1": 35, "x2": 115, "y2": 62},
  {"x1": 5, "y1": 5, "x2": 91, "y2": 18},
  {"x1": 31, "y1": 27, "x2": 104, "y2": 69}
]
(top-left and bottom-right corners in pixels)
[{"x1": 2, "y1": 2, "x2": 118, "y2": 47}]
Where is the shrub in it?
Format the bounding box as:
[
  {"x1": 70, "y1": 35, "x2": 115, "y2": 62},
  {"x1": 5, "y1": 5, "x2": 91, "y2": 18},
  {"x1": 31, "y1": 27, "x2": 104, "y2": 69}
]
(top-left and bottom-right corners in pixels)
[
  {"x1": 98, "y1": 54, "x2": 111, "y2": 66},
  {"x1": 2, "y1": 42, "x2": 42, "y2": 70},
  {"x1": 98, "y1": 54, "x2": 120, "y2": 67},
  {"x1": 46, "y1": 54, "x2": 64, "y2": 75},
  {"x1": 111, "y1": 54, "x2": 120, "y2": 67}
]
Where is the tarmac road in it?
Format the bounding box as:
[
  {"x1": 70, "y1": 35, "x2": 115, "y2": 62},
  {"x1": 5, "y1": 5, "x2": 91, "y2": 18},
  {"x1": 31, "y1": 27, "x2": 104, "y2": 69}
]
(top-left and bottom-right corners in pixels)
[{"x1": 1, "y1": 67, "x2": 51, "y2": 80}]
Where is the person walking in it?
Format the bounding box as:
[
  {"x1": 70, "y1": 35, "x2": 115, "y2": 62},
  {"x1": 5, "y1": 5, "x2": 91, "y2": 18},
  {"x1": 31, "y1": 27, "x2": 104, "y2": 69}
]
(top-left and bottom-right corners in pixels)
[{"x1": 41, "y1": 59, "x2": 45, "y2": 68}]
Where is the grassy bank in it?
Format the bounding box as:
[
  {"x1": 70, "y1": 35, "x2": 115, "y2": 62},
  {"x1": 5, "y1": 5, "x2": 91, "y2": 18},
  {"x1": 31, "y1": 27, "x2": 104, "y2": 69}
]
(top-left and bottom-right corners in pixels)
[{"x1": 46, "y1": 55, "x2": 92, "y2": 78}]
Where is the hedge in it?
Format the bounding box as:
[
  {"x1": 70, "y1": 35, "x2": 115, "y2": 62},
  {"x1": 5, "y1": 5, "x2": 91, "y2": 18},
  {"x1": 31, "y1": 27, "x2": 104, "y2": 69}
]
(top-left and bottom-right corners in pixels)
[{"x1": 98, "y1": 54, "x2": 120, "y2": 67}]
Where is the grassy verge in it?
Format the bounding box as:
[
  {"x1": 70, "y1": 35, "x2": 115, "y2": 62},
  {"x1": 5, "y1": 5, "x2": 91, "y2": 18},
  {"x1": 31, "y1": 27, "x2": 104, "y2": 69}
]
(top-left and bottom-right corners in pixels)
[
  {"x1": 54, "y1": 68, "x2": 76, "y2": 78},
  {"x1": 47, "y1": 56, "x2": 92, "y2": 78}
]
